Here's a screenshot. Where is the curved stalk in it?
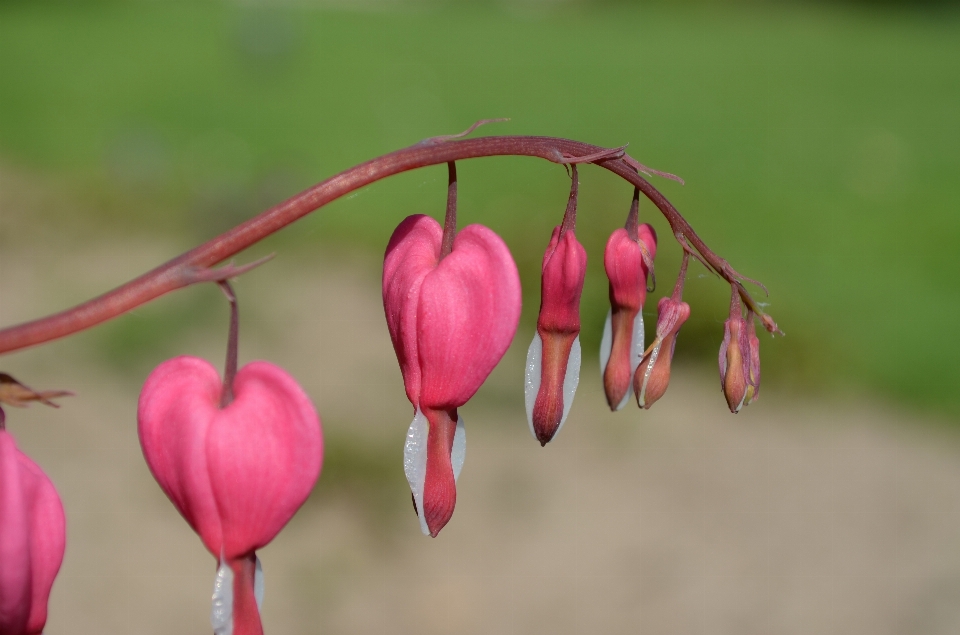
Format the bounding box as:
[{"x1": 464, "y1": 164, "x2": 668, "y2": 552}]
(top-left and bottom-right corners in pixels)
[{"x1": 0, "y1": 135, "x2": 773, "y2": 355}]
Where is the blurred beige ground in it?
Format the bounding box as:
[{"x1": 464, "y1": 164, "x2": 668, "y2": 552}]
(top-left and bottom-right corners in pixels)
[{"x1": 2, "y1": 224, "x2": 960, "y2": 634}]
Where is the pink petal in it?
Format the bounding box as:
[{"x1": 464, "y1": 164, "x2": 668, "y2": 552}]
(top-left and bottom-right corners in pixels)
[
  {"x1": 420, "y1": 407, "x2": 459, "y2": 537},
  {"x1": 0, "y1": 432, "x2": 32, "y2": 635},
  {"x1": 537, "y1": 227, "x2": 587, "y2": 333},
  {"x1": 17, "y1": 451, "x2": 66, "y2": 635},
  {"x1": 138, "y1": 356, "x2": 223, "y2": 555},
  {"x1": 382, "y1": 215, "x2": 442, "y2": 407},
  {"x1": 0, "y1": 431, "x2": 66, "y2": 635},
  {"x1": 207, "y1": 361, "x2": 322, "y2": 559},
  {"x1": 417, "y1": 224, "x2": 522, "y2": 409},
  {"x1": 138, "y1": 358, "x2": 322, "y2": 559}
]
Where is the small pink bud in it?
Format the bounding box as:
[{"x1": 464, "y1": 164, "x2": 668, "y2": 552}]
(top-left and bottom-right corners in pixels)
[
  {"x1": 524, "y1": 226, "x2": 587, "y2": 446},
  {"x1": 634, "y1": 296, "x2": 690, "y2": 409},
  {"x1": 600, "y1": 224, "x2": 657, "y2": 410},
  {"x1": 383, "y1": 214, "x2": 521, "y2": 536},
  {"x1": 138, "y1": 357, "x2": 322, "y2": 634},
  {"x1": 719, "y1": 313, "x2": 761, "y2": 413},
  {"x1": 719, "y1": 316, "x2": 749, "y2": 413},
  {"x1": 0, "y1": 430, "x2": 66, "y2": 635}
]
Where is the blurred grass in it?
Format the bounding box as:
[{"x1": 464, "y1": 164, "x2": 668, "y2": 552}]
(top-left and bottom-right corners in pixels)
[{"x1": 1, "y1": 1, "x2": 959, "y2": 416}]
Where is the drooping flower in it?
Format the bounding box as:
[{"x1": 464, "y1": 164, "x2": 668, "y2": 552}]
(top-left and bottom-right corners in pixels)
[
  {"x1": 634, "y1": 296, "x2": 690, "y2": 409},
  {"x1": 383, "y1": 214, "x2": 521, "y2": 537},
  {"x1": 600, "y1": 223, "x2": 657, "y2": 410},
  {"x1": 138, "y1": 357, "x2": 322, "y2": 635},
  {"x1": 525, "y1": 225, "x2": 587, "y2": 446},
  {"x1": 719, "y1": 297, "x2": 762, "y2": 413},
  {"x1": 0, "y1": 428, "x2": 66, "y2": 635}
]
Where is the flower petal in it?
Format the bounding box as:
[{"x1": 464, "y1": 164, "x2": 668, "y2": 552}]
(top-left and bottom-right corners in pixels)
[
  {"x1": 382, "y1": 214, "x2": 442, "y2": 407},
  {"x1": 138, "y1": 356, "x2": 223, "y2": 554},
  {"x1": 417, "y1": 224, "x2": 522, "y2": 409},
  {"x1": 207, "y1": 362, "x2": 322, "y2": 559}
]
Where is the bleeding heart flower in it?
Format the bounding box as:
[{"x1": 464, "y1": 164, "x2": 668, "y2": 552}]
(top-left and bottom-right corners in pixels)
[
  {"x1": 600, "y1": 223, "x2": 657, "y2": 410},
  {"x1": 138, "y1": 357, "x2": 322, "y2": 635},
  {"x1": 634, "y1": 296, "x2": 690, "y2": 409},
  {"x1": 525, "y1": 225, "x2": 587, "y2": 446},
  {"x1": 383, "y1": 214, "x2": 521, "y2": 537},
  {"x1": 0, "y1": 429, "x2": 66, "y2": 635}
]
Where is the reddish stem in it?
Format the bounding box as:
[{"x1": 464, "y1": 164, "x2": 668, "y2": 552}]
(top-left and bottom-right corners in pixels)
[
  {"x1": 439, "y1": 161, "x2": 457, "y2": 260},
  {"x1": 0, "y1": 135, "x2": 770, "y2": 354},
  {"x1": 624, "y1": 187, "x2": 640, "y2": 242},
  {"x1": 558, "y1": 164, "x2": 578, "y2": 238},
  {"x1": 672, "y1": 252, "x2": 690, "y2": 301},
  {"x1": 218, "y1": 281, "x2": 239, "y2": 408}
]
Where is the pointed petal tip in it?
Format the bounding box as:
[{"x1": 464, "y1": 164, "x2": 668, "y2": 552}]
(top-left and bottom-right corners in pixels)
[{"x1": 535, "y1": 429, "x2": 553, "y2": 446}]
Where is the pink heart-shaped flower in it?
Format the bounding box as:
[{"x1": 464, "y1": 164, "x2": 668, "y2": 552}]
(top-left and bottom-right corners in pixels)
[
  {"x1": 383, "y1": 214, "x2": 521, "y2": 536},
  {"x1": 138, "y1": 357, "x2": 322, "y2": 560},
  {"x1": 0, "y1": 430, "x2": 66, "y2": 635}
]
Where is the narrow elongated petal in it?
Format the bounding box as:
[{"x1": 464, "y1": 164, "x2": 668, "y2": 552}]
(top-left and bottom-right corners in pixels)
[
  {"x1": 0, "y1": 433, "x2": 33, "y2": 635},
  {"x1": 635, "y1": 297, "x2": 690, "y2": 409},
  {"x1": 138, "y1": 356, "x2": 224, "y2": 555},
  {"x1": 138, "y1": 357, "x2": 323, "y2": 559},
  {"x1": 525, "y1": 226, "x2": 586, "y2": 445},
  {"x1": 0, "y1": 430, "x2": 66, "y2": 635},
  {"x1": 601, "y1": 225, "x2": 657, "y2": 410},
  {"x1": 403, "y1": 408, "x2": 465, "y2": 537},
  {"x1": 17, "y1": 452, "x2": 66, "y2": 635},
  {"x1": 382, "y1": 215, "x2": 443, "y2": 407}
]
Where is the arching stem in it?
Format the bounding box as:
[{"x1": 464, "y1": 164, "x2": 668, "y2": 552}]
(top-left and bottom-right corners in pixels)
[{"x1": 0, "y1": 134, "x2": 778, "y2": 354}]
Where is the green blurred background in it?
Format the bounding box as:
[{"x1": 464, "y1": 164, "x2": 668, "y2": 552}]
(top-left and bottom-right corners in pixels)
[
  {"x1": 3, "y1": 1, "x2": 960, "y2": 632},
  {"x1": 3, "y1": 0, "x2": 958, "y2": 417}
]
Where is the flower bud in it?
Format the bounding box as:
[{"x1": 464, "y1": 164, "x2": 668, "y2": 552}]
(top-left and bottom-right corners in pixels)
[
  {"x1": 719, "y1": 315, "x2": 749, "y2": 413},
  {"x1": 634, "y1": 296, "x2": 690, "y2": 409},
  {"x1": 525, "y1": 226, "x2": 587, "y2": 446},
  {"x1": 599, "y1": 224, "x2": 657, "y2": 410}
]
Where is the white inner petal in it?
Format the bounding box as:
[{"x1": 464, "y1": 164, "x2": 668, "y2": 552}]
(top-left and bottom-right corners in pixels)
[
  {"x1": 211, "y1": 556, "x2": 264, "y2": 635},
  {"x1": 452, "y1": 414, "x2": 466, "y2": 481},
  {"x1": 637, "y1": 342, "x2": 662, "y2": 408},
  {"x1": 211, "y1": 561, "x2": 234, "y2": 635},
  {"x1": 403, "y1": 409, "x2": 430, "y2": 536},
  {"x1": 253, "y1": 556, "x2": 264, "y2": 611},
  {"x1": 629, "y1": 310, "x2": 645, "y2": 377},
  {"x1": 599, "y1": 309, "x2": 613, "y2": 379},
  {"x1": 612, "y1": 310, "x2": 646, "y2": 411},
  {"x1": 524, "y1": 333, "x2": 543, "y2": 440},
  {"x1": 556, "y1": 335, "x2": 581, "y2": 436}
]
